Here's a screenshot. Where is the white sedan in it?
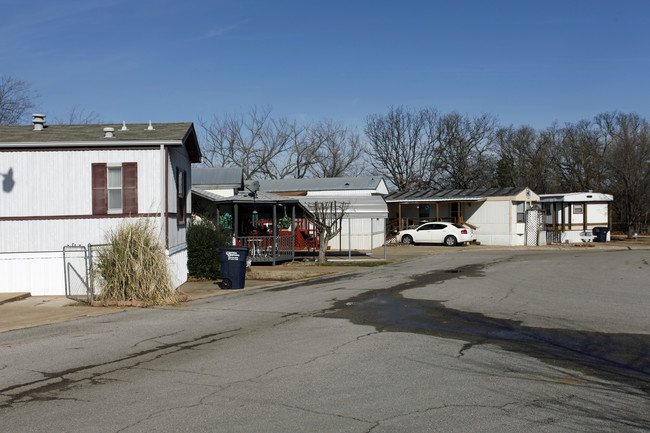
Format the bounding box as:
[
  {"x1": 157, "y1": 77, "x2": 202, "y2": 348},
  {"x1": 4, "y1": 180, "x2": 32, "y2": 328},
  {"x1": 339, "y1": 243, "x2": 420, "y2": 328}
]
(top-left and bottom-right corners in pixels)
[{"x1": 398, "y1": 222, "x2": 475, "y2": 246}]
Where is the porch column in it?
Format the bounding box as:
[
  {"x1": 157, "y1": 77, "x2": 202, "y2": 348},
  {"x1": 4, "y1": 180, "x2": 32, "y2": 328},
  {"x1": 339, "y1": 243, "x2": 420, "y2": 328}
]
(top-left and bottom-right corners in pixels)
[
  {"x1": 568, "y1": 203, "x2": 572, "y2": 230},
  {"x1": 234, "y1": 204, "x2": 239, "y2": 238},
  {"x1": 436, "y1": 202, "x2": 439, "y2": 221},
  {"x1": 583, "y1": 202, "x2": 588, "y2": 231},
  {"x1": 552, "y1": 202, "x2": 557, "y2": 230},
  {"x1": 560, "y1": 203, "x2": 565, "y2": 232}
]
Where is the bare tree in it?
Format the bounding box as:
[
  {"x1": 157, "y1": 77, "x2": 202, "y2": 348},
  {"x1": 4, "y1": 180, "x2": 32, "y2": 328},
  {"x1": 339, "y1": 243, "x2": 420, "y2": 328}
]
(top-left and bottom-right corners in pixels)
[
  {"x1": 279, "y1": 120, "x2": 317, "y2": 179},
  {"x1": 0, "y1": 76, "x2": 37, "y2": 125},
  {"x1": 54, "y1": 105, "x2": 102, "y2": 124},
  {"x1": 552, "y1": 119, "x2": 607, "y2": 192},
  {"x1": 199, "y1": 106, "x2": 290, "y2": 179},
  {"x1": 310, "y1": 121, "x2": 366, "y2": 177},
  {"x1": 595, "y1": 112, "x2": 650, "y2": 236},
  {"x1": 200, "y1": 107, "x2": 367, "y2": 180},
  {"x1": 306, "y1": 200, "x2": 349, "y2": 263},
  {"x1": 495, "y1": 125, "x2": 555, "y2": 193},
  {"x1": 364, "y1": 106, "x2": 434, "y2": 191},
  {"x1": 430, "y1": 112, "x2": 497, "y2": 189}
]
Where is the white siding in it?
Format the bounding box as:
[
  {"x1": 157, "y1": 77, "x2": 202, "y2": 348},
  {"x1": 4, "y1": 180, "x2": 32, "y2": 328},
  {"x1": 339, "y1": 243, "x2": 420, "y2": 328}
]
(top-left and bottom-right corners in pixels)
[
  {"x1": 588, "y1": 203, "x2": 609, "y2": 224},
  {"x1": 168, "y1": 246, "x2": 188, "y2": 288},
  {"x1": 1, "y1": 149, "x2": 163, "y2": 217},
  {"x1": 308, "y1": 190, "x2": 374, "y2": 197},
  {"x1": 203, "y1": 188, "x2": 236, "y2": 197},
  {"x1": 0, "y1": 145, "x2": 194, "y2": 295},
  {"x1": 0, "y1": 245, "x2": 189, "y2": 296},
  {"x1": 466, "y1": 200, "x2": 522, "y2": 245},
  {"x1": 0, "y1": 251, "x2": 64, "y2": 295},
  {"x1": 327, "y1": 217, "x2": 386, "y2": 251}
]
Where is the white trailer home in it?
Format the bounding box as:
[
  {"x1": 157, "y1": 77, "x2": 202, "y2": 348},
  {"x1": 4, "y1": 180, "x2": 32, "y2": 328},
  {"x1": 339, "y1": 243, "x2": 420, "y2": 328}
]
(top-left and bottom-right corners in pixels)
[
  {"x1": 538, "y1": 192, "x2": 613, "y2": 243},
  {"x1": 0, "y1": 115, "x2": 201, "y2": 295}
]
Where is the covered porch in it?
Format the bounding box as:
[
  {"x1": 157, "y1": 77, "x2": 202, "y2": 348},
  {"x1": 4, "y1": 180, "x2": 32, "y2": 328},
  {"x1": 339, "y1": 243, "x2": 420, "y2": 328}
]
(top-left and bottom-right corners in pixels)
[{"x1": 192, "y1": 189, "x2": 312, "y2": 264}]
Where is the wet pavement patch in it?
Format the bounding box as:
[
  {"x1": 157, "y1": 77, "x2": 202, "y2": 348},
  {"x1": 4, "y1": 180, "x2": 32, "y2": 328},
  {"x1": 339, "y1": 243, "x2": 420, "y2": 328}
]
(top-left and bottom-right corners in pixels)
[{"x1": 320, "y1": 265, "x2": 650, "y2": 394}]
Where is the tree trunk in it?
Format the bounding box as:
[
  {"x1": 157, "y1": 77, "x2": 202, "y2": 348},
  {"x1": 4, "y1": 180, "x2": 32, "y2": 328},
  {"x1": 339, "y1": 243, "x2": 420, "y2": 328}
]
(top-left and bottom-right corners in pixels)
[{"x1": 317, "y1": 228, "x2": 329, "y2": 263}]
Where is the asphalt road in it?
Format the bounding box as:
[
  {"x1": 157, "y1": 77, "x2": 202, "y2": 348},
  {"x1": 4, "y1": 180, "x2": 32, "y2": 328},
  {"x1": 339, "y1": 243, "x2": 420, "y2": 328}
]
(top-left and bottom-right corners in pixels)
[{"x1": 1, "y1": 248, "x2": 648, "y2": 432}]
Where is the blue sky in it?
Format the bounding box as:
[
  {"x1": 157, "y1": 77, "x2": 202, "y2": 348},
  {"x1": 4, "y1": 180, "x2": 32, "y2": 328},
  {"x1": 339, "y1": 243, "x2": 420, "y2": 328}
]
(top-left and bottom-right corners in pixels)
[{"x1": 2, "y1": 0, "x2": 649, "y2": 130}]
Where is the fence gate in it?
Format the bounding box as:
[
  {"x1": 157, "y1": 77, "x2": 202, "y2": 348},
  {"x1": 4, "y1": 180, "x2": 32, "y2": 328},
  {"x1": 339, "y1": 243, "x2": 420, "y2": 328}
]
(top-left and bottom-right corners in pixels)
[
  {"x1": 63, "y1": 244, "x2": 93, "y2": 303},
  {"x1": 525, "y1": 207, "x2": 545, "y2": 246}
]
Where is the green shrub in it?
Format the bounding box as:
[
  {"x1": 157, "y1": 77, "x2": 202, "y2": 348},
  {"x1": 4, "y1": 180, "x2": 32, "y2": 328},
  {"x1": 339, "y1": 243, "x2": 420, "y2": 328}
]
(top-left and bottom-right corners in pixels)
[
  {"x1": 94, "y1": 219, "x2": 180, "y2": 306},
  {"x1": 187, "y1": 218, "x2": 232, "y2": 279}
]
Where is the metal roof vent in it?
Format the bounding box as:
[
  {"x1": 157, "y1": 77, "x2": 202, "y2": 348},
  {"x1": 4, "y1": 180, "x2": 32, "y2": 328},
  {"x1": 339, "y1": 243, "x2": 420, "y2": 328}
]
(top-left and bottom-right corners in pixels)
[
  {"x1": 121, "y1": 121, "x2": 128, "y2": 131},
  {"x1": 103, "y1": 127, "x2": 115, "y2": 138},
  {"x1": 146, "y1": 120, "x2": 155, "y2": 131},
  {"x1": 32, "y1": 113, "x2": 46, "y2": 131}
]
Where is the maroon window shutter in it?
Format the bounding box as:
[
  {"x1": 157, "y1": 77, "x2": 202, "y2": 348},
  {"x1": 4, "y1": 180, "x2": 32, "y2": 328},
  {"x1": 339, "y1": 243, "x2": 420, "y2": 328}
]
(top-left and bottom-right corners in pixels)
[
  {"x1": 92, "y1": 163, "x2": 107, "y2": 215},
  {"x1": 122, "y1": 162, "x2": 138, "y2": 215}
]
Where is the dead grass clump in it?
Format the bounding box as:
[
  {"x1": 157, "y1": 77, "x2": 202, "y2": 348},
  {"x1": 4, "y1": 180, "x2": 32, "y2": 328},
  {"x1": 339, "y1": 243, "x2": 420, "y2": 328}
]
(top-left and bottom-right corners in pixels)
[{"x1": 94, "y1": 219, "x2": 181, "y2": 306}]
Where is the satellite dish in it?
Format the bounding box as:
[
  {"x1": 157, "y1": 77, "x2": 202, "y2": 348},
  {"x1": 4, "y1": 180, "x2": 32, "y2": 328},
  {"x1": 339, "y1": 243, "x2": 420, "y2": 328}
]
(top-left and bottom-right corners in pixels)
[{"x1": 247, "y1": 180, "x2": 260, "y2": 193}]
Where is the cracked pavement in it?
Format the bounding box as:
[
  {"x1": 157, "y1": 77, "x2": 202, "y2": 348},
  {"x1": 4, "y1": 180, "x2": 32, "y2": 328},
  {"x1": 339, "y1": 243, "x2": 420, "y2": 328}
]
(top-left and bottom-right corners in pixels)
[{"x1": 0, "y1": 249, "x2": 649, "y2": 432}]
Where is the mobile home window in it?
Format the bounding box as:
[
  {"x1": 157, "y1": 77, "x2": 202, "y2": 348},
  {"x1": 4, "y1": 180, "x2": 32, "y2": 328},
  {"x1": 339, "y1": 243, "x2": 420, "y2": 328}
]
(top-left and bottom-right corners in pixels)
[
  {"x1": 573, "y1": 203, "x2": 583, "y2": 214},
  {"x1": 516, "y1": 202, "x2": 525, "y2": 223},
  {"x1": 92, "y1": 163, "x2": 138, "y2": 215},
  {"x1": 177, "y1": 168, "x2": 187, "y2": 225},
  {"x1": 107, "y1": 166, "x2": 123, "y2": 213}
]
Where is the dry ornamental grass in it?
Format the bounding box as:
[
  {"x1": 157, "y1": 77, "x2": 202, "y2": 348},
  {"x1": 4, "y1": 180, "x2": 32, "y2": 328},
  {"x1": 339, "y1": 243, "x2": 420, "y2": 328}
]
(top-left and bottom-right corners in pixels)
[{"x1": 93, "y1": 219, "x2": 182, "y2": 306}]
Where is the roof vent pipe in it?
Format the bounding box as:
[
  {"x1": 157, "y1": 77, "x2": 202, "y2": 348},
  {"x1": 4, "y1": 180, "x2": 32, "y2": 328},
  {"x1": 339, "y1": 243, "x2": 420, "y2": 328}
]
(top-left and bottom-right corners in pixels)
[
  {"x1": 121, "y1": 120, "x2": 128, "y2": 131},
  {"x1": 146, "y1": 120, "x2": 155, "y2": 131},
  {"x1": 103, "y1": 127, "x2": 115, "y2": 138},
  {"x1": 32, "y1": 113, "x2": 46, "y2": 131}
]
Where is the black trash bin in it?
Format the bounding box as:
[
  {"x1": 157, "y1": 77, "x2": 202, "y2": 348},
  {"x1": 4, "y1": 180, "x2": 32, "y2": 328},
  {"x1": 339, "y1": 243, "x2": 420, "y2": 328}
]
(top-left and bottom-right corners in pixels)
[
  {"x1": 592, "y1": 227, "x2": 609, "y2": 242},
  {"x1": 216, "y1": 246, "x2": 249, "y2": 289}
]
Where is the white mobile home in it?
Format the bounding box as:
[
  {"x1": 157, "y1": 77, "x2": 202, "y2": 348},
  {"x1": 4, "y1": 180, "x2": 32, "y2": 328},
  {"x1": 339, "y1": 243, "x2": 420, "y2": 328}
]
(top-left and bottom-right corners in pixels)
[
  {"x1": 538, "y1": 192, "x2": 613, "y2": 243},
  {"x1": 385, "y1": 187, "x2": 540, "y2": 246},
  {"x1": 0, "y1": 115, "x2": 201, "y2": 295}
]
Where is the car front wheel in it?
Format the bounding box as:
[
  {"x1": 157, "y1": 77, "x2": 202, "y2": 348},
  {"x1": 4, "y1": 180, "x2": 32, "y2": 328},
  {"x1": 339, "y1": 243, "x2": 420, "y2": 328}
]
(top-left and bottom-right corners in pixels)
[
  {"x1": 402, "y1": 234, "x2": 414, "y2": 245},
  {"x1": 444, "y1": 235, "x2": 457, "y2": 246}
]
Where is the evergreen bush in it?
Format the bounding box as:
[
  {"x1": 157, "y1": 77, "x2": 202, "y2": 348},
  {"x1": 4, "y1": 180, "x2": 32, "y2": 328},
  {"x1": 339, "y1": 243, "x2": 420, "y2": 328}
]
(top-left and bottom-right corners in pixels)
[{"x1": 187, "y1": 218, "x2": 232, "y2": 279}]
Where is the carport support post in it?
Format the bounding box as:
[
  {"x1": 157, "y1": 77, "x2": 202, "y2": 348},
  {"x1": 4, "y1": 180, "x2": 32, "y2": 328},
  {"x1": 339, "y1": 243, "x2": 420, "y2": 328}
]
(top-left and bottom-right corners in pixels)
[
  {"x1": 272, "y1": 204, "x2": 277, "y2": 266},
  {"x1": 398, "y1": 203, "x2": 402, "y2": 230},
  {"x1": 348, "y1": 218, "x2": 352, "y2": 259},
  {"x1": 384, "y1": 219, "x2": 387, "y2": 260},
  {"x1": 292, "y1": 204, "x2": 296, "y2": 260}
]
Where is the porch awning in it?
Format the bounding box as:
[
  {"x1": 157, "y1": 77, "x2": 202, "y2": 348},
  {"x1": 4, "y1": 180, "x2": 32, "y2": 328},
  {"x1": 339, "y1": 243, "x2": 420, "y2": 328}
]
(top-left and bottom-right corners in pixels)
[
  {"x1": 192, "y1": 188, "x2": 303, "y2": 205},
  {"x1": 385, "y1": 187, "x2": 530, "y2": 203},
  {"x1": 298, "y1": 195, "x2": 388, "y2": 219}
]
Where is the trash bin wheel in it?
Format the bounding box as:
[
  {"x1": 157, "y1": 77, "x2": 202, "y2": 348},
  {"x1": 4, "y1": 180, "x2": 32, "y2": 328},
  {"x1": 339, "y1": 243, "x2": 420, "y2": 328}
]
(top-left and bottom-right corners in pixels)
[{"x1": 219, "y1": 278, "x2": 232, "y2": 290}]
